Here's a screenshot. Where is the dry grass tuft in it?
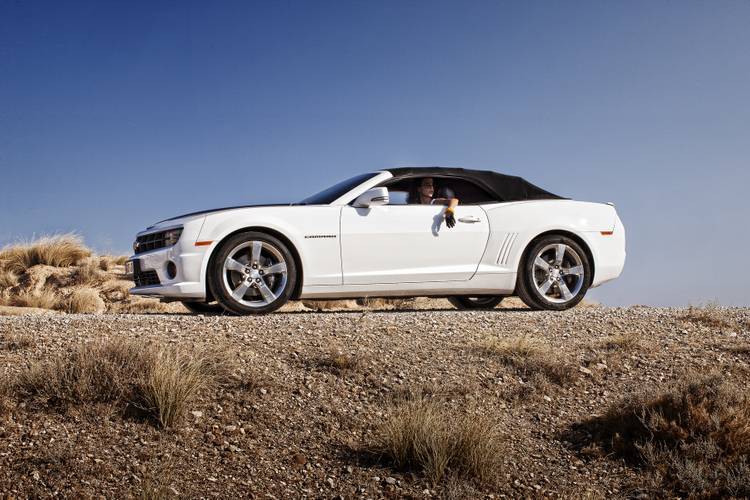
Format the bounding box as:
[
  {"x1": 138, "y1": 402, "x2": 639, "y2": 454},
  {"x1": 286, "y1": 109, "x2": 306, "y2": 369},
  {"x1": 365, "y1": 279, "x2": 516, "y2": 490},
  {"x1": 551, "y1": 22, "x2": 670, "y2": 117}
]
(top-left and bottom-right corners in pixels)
[
  {"x1": 681, "y1": 303, "x2": 734, "y2": 329},
  {"x1": 314, "y1": 352, "x2": 360, "y2": 374},
  {"x1": 9, "y1": 289, "x2": 60, "y2": 310},
  {"x1": 1, "y1": 331, "x2": 35, "y2": 350},
  {"x1": 59, "y1": 287, "x2": 105, "y2": 314},
  {"x1": 571, "y1": 374, "x2": 750, "y2": 497},
  {"x1": 97, "y1": 255, "x2": 128, "y2": 271},
  {"x1": 0, "y1": 379, "x2": 11, "y2": 418},
  {"x1": 137, "y1": 347, "x2": 234, "y2": 428},
  {"x1": 724, "y1": 341, "x2": 750, "y2": 355},
  {"x1": 0, "y1": 269, "x2": 18, "y2": 289},
  {"x1": 110, "y1": 255, "x2": 130, "y2": 266},
  {"x1": 71, "y1": 258, "x2": 105, "y2": 286},
  {"x1": 15, "y1": 339, "x2": 234, "y2": 428},
  {"x1": 356, "y1": 297, "x2": 416, "y2": 310},
  {"x1": 601, "y1": 333, "x2": 641, "y2": 351},
  {"x1": 370, "y1": 397, "x2": 504, "y2": 484},
  {"x1": 479, "y1": 336, "x2": 578, "y2": 386},
  {"x1": 0, "y1": 234, "x2": 91, "y2": 274},
  {"x1": 111, "y1": 300, "x2": 171, "y2": 314}
]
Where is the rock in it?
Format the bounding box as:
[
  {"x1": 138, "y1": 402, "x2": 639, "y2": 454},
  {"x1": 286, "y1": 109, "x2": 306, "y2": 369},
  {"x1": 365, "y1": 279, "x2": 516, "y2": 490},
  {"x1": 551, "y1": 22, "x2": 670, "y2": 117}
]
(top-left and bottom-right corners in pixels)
[
  {"x1": 385, "y1": 477, "x2": 397, "y2": 485},
  {"x1": 293, "y1": 453, "x2": 306, "y2": 465},
  {"x1": 191, "y1": 411, "x2": 203, "y2": 419},
  {"x1": 579, "y1": 366, "x2": 593, "y2": 375}
]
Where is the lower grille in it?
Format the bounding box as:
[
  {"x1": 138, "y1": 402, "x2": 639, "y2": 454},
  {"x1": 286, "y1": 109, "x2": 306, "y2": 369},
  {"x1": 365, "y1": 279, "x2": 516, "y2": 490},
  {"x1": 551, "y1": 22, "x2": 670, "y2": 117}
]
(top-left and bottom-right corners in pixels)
[{"x1": 132, "y1": 260, "x2": 161, "y2": 287}]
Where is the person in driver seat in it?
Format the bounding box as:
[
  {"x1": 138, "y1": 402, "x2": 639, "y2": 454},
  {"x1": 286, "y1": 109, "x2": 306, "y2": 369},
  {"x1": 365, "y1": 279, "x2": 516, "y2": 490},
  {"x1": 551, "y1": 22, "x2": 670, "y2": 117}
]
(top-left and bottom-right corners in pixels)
[{"x1": 407, "y1": 177, "x2": 459, "y2": 228}]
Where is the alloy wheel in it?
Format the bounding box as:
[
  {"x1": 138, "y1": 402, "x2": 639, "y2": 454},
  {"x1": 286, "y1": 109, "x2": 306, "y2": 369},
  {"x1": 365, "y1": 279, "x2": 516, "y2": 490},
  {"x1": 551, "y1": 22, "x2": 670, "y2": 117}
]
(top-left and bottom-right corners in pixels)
[
  {"x1": 531, "y1": 243, "x2": 585, "y2": 304},
  {"x1": 221, "y1": 240, "x2": 288, "y2": 308}
]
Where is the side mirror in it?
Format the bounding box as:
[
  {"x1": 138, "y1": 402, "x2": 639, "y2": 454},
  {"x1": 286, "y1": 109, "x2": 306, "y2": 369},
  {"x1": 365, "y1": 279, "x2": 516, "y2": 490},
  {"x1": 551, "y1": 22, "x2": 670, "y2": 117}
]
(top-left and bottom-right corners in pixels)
[{"x1": 353, "y1": 187, "x2": 389, "y2": 208}]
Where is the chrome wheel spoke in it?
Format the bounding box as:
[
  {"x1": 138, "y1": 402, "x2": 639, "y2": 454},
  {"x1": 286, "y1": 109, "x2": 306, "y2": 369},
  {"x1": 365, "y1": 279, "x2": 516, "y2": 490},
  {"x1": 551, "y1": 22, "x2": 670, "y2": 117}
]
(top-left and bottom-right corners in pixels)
[
  {"x1": 558, "y1": 280, "x2": 573, "y2": 301},
  {"x1": 222, "y1": 240, "x2": 288, "y2": 309},
  {"x1": 532, "y1": 242, "x2": 584, "y2": 304},
  {"x1": 250, "y1": 241, "x2": 263, "y2": 264},
  {"x1": 224, "y1": 258, "x2": 246, "y2": 273},
  {"x1": 534, "y1": 257, "x2": 550, "y2": 272},
  {"x1": 231, "y1": 281, "x2": 250, "y2": 301},
  {"x1": 564, "y1": 265, "x2": 583, "y2": 276},
  {"x1": 262, "y1": 262, "x2": 287, "y2": 275},
  {"x1": 554, "y1": 244, "x2": 566, "y2": 265},
  {"x1": 256, "y1": 279, "x2": 276, "y2": 303}
]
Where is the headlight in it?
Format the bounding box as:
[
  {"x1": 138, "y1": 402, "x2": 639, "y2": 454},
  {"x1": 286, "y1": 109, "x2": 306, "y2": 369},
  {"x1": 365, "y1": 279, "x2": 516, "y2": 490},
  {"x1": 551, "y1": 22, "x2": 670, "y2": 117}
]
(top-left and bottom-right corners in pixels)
[
  {"x1": 163, "y1": 228, "x2": 183, "y2": 246},
  {"x1": 133, "y1": 227, "x2": 184, "y2": 254}
]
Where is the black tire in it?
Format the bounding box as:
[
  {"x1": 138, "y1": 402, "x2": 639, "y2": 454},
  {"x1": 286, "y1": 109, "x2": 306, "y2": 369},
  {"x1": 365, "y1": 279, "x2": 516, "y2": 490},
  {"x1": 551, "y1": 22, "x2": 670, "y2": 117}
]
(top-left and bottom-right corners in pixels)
[
  {"x1": 181, "y1": 301, "x2": 225, "y2": 314},
  {"x1": 208, "y1": 231, "x2": 297, "y2": 315},
  {"x1": 447, "y1": 296, "x2": 505, "y2": 310},
  {"x1": 516, "y1": 235, "x2": 592, "y2": 311}
]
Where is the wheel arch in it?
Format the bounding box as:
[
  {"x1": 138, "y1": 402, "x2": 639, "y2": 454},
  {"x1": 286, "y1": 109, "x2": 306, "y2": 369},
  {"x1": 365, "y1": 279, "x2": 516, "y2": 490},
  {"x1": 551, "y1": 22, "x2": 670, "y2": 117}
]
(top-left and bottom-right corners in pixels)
[
  {"x1": 516, "y1": 229, "x2": 596, "y2": 286},
  {"x1": 204, "y1": 226, "x2": 305, "y2": 301}
]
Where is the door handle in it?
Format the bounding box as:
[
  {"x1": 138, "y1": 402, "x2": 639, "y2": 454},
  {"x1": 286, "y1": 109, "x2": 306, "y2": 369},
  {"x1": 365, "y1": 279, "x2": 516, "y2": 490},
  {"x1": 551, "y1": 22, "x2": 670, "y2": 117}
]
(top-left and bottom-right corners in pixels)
[{"x1": 458, "y1": 216, "x2": 481, "y2": 223}]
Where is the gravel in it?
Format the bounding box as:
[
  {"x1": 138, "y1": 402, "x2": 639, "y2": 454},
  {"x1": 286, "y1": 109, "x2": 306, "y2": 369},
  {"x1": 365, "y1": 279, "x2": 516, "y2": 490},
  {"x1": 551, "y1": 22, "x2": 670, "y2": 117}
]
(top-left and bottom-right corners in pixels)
[{"x1": 1, "y1": 303, "x2": 748, "y2": 498}]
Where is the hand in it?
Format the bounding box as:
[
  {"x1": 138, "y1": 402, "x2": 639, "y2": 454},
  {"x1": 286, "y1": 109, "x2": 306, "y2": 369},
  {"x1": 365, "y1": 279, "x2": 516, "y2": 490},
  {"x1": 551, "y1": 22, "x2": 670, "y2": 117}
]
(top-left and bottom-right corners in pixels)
[{"x1": 445, "y1": 208, "x2": 456, "y2": 228}]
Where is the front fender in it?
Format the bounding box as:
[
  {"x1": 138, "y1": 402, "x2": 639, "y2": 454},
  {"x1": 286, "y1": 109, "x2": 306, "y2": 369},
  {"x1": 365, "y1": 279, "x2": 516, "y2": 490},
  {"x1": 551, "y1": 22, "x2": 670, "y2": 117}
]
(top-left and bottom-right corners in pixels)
[{"x1": 195, "y1": 206, "x2": 343, "y2": 289}]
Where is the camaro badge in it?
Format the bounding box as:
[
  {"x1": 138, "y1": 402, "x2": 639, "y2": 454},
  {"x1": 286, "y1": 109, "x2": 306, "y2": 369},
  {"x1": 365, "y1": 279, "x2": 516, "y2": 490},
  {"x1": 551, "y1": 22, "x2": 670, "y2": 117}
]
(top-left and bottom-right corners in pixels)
[{"x1": 304, "y1": 234, "x2": 337, "y2": 239}]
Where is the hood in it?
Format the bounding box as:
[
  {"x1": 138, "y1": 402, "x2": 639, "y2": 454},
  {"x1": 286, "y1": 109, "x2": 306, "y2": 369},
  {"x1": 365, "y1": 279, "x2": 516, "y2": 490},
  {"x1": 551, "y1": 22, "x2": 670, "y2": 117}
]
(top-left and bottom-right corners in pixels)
[{"x1": 151, "y1": 203, "x2": 290, "y2": 227}]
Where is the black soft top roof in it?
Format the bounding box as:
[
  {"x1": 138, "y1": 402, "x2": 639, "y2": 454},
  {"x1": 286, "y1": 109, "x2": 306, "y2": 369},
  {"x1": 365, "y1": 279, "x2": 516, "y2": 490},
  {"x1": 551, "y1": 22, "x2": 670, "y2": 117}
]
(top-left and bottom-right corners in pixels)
[{"x1": 385, "y1": 167, "x2": 564, "y2": 202}]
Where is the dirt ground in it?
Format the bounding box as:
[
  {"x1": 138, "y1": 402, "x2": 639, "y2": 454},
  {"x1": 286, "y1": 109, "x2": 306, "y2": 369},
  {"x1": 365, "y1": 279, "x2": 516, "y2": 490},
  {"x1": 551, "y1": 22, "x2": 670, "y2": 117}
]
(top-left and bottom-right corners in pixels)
[{"x1": 1, "y1": 303, "x2": 748, "y2": 498}]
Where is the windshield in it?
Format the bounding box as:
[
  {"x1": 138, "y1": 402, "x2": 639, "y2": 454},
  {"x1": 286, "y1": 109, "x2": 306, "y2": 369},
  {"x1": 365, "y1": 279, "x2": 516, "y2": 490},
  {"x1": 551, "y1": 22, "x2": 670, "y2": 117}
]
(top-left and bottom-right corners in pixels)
[{"x1": 298, "y1": 172, "x2": 378, "y2": 205}]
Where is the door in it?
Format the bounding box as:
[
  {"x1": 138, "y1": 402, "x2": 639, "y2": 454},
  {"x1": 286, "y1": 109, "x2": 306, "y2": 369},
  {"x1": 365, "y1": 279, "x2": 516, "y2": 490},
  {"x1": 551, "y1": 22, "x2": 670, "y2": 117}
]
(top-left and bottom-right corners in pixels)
[{"x1": 339, "y1": 204, "x2": 490, "y2": 284}]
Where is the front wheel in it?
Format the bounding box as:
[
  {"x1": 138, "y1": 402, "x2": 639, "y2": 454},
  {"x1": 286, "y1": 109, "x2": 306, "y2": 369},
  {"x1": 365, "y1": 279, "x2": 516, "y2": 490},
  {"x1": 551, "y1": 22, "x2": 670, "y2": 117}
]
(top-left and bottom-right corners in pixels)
[
  {"x1": 516, "y1": 235, "x2": 592, "y2": 311},
  {"x1": 208, "y1": 232, "x2": 297, "y2": 315},
  {"x1": 447, "y1": 296, "x2": 505, "y2": 310}
]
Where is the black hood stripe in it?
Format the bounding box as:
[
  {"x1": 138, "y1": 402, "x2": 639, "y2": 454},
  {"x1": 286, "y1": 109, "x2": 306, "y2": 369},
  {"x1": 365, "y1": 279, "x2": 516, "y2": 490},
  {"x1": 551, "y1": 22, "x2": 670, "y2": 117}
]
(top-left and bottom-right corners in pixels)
[{"x1": 155, "y1": 203, "x2": 290, "y2": 225}]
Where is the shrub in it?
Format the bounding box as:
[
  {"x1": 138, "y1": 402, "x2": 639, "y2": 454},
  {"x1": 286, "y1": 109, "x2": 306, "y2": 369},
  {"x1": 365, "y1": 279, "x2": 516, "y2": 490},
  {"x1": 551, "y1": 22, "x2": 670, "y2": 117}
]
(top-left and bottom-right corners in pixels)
[
  {"x1": 71, "y1": 259, "x2": 105, "y2": 286},
  {"x1": 370, "y1": 397, "x2": 504, "y2": 484},
  {"x1": 15, "y1": 339, "x2": 234, "y2": 428},
  {"x1": 0, "y1": 269, "x2": 18, "y2": 289},
  {"x1": 60, "y1": 287, "x2": 105, "y2": 314},
  {"x1": 479, "y1": 336, "x2": 578, "y2": 386},
  {"x1": 571, "y1": 374, "x2": 750, "y2": 497},
  {"x1": 9, "y1": 289, "x2": 60, "y2": 309},
  {"x1": 0, "y1": 234, "x2": 91, "y2": 274}
]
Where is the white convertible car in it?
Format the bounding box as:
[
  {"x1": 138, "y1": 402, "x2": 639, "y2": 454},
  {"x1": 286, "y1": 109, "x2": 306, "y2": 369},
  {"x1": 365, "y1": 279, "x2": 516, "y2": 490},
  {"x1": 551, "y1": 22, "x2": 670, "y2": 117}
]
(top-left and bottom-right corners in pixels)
[{"x1": 127, "y1": 167, "x2": 625, "y2": 314}]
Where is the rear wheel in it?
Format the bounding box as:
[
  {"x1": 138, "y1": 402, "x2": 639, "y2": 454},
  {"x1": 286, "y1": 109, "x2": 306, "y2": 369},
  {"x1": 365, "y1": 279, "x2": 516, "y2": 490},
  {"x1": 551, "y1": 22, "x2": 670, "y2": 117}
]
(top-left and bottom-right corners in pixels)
[
  {"x1": 447, "y1": 296, "x2": 505, "y2": 310},
  {"x1": 181, "y1": 301, "x2": 224, "y2": 314},
  {"x1": 516, "y1": 235, "x2": 592, "y2": 311},
  {"x1": 208, "y1": 232, "x2": 296, "y2": 315}
]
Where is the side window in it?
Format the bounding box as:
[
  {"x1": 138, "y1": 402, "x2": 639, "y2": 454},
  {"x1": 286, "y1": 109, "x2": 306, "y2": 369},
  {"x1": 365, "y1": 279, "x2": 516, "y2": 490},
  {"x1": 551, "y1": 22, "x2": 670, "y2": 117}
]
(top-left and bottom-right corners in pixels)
[
  {"x1": 388, "y1": 191, "x2": 409, "y2": 205},
  {"x1": 378, "y1": 177, "x2": 499, "y2": 205}
]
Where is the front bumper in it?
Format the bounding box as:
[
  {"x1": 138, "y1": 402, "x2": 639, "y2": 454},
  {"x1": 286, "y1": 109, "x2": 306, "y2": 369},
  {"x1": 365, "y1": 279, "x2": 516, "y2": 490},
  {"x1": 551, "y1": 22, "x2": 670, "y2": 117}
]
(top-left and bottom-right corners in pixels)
[{"x1": 127, "y1": 218, "x2": 208, "y2": 299}]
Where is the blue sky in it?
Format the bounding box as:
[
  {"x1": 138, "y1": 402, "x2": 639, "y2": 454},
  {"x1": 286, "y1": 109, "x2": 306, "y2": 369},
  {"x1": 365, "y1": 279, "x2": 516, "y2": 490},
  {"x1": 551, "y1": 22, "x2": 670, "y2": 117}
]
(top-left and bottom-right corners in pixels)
[{"x1": 1, "y1": 0, "x2": 748, "y2": 306}]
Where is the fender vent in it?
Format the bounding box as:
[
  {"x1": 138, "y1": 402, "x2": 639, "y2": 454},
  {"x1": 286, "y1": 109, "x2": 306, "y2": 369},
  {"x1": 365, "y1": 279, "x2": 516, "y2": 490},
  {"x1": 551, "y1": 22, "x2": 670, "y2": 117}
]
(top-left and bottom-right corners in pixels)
[{"x1": 496, "y1": 232, "x2": 518, "y2": 266}]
